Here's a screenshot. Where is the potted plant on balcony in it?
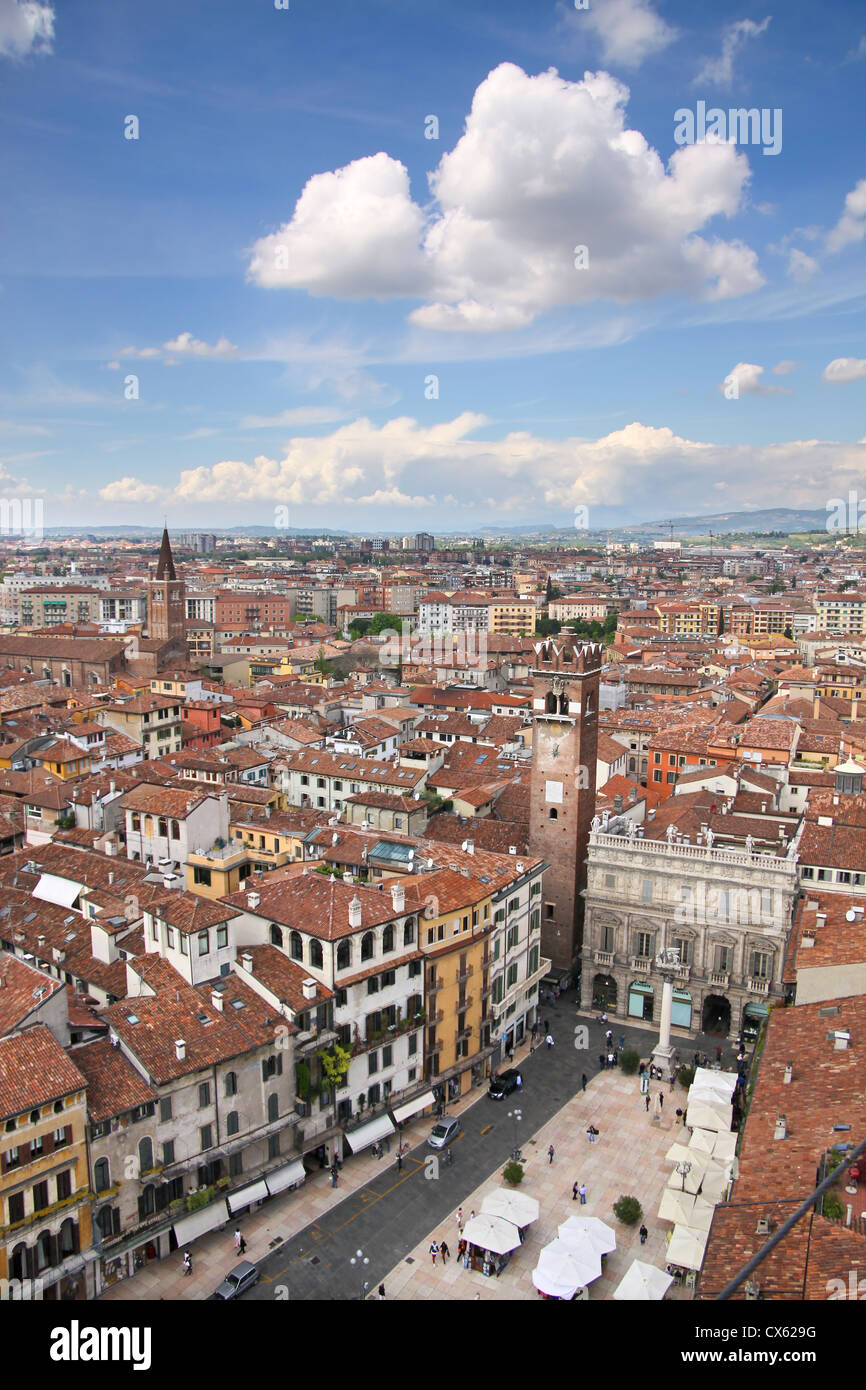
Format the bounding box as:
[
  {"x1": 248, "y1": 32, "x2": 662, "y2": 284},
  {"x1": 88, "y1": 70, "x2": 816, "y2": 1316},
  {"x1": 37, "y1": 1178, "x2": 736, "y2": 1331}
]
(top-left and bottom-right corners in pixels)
[{"x1": 318, "y1": 1041, "x2": 351, "y2": 1094}]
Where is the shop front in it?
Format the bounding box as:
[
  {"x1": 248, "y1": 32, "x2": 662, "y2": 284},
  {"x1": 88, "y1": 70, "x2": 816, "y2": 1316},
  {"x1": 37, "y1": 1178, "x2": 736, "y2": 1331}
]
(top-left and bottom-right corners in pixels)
[
  {"x1": 742, "y1": 1000, "x2": 769, "y2": 1046},
  {"x1": 628, "y1": 980, "x2": 654, "y2": 1021},
  {"x1": 671, "y1": 988, "x2": 692, "y2": 1030}
]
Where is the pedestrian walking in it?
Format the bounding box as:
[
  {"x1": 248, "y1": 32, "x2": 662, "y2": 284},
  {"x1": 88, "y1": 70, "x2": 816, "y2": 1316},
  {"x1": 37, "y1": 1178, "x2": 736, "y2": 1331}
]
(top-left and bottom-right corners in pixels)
[
  {"x1": 429, "y1": 1240, "x2": 439, "y2": 1266},
  {"x1": 639, "y1": 1225, "x2": 648, "y2": 1246},
  {"x1": 378, "y1": 1284, "x2": 386, "y2": 1300},
  {"x1": 330, "y1": 1164, "x2": 339, "y2": 1188},
  {"x1": 440, "y1": 1240, "x2": 450, "y2": 1262},
  {"x1": 598, "y1": 1052, "x2": 606, "y2": 1070},
  {"x1": 234, "y1": 1227, "x2": 242, "y2": 1254},
  {"x1": 693, "y1": 1051, "x2": 700, "y2": 1068},
  {"x1": 716, "y1": 1046, "x2": 723, "y2": 1063},
  {"x1": 587, "y1": 1125, "x2": 598, "y2": 1144},
  {"x1": 238, "y1": 1235, "x2": 246, "y2": 1256},
  {"x1": 600, "y1": 1012, "x2": 608, "y2": 1026},
  {"x1": 544, "y1": 1018, "x2": 549, "y2": 1033},
  {"x1": 605, "y1": 1029, "x2": 613, "y2": 1046},
  {"x1": 546, "y1": 1033, "x2": 554, "y2": 1049},
  {"x1": 619, "y1": 1035, "x2": 625, "y2": 1050},
  {"x1": 675, "y1": 1108, "x2": 683, "y2": 1126},
  {"x1": 607, "y1": 1051, "x2": 615, "y2": 1069},
  {"x1": 456, "y1": 1207, "x2": 463, "y2": 1233},
  {"x1": 581, "y1": 1073, "x2": 588, "y2": 1091},
  {"x1": 396, "y1": 1152, "x2": 403, "y2": 1172},
  {"x1": 515, "y1": 1073, "x2": 522, "y2": 1089},
  {"x1": 548, "y1": 1144, "x2": 555, "y2": 1164},
  {"x1": 572, "y1": 1182, "x2": 579, "y2": 1201},
  {"x1": 645, "y1": 1093, "x2": 650, "y2": 1112},
  {"x1": 578, "y1": 1183, "x2": 587, "y2": 1205},
  {"x1": 669, "y1": 1070, "x2": 677, "y2": 1090},
  {"x1": 658, "y1": 1092, "x2": 664, "y2": 1109}
]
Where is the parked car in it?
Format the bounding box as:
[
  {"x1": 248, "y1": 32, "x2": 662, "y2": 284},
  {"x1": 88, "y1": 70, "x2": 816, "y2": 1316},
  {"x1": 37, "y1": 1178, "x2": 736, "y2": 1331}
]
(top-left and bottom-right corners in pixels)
[
  {"x1": 488, "y1": 1068, "x2": 522, "y2": 1100},
  {"x1": 211, "y1": 1261, "x2": 260, "y2": 1300},
  {"x1": 427, "y1": 1116, "x2": 460, "y2": 1149}
]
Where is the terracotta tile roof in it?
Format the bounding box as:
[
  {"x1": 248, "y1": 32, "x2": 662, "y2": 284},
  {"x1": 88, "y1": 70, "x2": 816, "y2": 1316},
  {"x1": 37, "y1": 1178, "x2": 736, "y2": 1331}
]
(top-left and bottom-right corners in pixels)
[
  {"x1": 236, "y1": 945, "x2": 333, "y2": 1012},
  {"x1": 71, "y1": 1036, "x2": 156, "y2": 1120},
  {"x1": 103, "y1": 974, "x2": 290, "y2": 1082},
  {"x1": 0, "y1": 1024, "x2": 87, "y2": 1119},
  {"x1": 221, "y1": 872, "x2": 405, "y2": 940},
  {"x1": 151, "y1": 891, "x2": 242, "y2": 934},
  {"x1": 424, "y1": 813, "x2": 529, "y2": 855},
  {"x1": 118, "y1": 783, "x2": 217, "y2": 817},
  {"x1": 0, "y1": 950, "x2": 64, "y2": 1036}
]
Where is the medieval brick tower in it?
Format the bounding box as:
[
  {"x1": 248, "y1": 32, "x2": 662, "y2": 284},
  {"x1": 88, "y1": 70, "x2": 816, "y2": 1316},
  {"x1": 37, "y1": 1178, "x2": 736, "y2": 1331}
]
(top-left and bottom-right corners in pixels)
[
  {"x1": 527, "y1": 636, "x2": 602, "y2": 974},
  {"x1": 147, "y1": 528, "x2": 187, "y2": 650}
]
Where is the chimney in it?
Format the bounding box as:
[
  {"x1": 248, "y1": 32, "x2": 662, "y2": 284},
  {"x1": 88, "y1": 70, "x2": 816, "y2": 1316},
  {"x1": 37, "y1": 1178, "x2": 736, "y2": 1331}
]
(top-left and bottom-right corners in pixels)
[
  {"x1": 783, "y1": 1062, "x2": 793, "y2": 1085},
  {"x1": 773, "y1": 1114, "x2": 787, "y2": 1141},
  {"x1": 390, "y1": 881, "x2": 406, "y2": 913},
  {"x1": 211, "y1": 990, "x2": 224, "y2": 1012},
  {"x1": 241, "y1": 952, "x2": 253, "y2": 972},
  {"x1": 247, "y1": 890, "x2": 260, "y2": 910},
  {"x1": 108, "y1": 870, "x2": 114, "y2": 885},
  {"x1": 349, "y1": 895, "x2": 363, "y2": 928},
  {"x1": 302, "y1": 977, "x2": 316, "y2": 1000},
  {"x1": 175, "y1": 1039, "x2": 186, "y2": 1061}
]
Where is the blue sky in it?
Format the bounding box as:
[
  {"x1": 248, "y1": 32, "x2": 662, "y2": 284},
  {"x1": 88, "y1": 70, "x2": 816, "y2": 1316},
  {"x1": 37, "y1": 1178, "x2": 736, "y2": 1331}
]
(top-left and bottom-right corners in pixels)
[{"x1": 0, "y1": 0, "x2": 864, "y2": 533}]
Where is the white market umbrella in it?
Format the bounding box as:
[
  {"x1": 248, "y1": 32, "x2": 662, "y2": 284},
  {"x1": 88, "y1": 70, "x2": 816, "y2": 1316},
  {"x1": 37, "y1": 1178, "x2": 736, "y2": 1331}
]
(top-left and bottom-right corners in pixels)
[
  {"x1": 613, "y1": 1260, "x2": 674, "y2": 1302},
  {"x1": 481, "y1": 1188, "x2": 540, "y2": 1228},
  {"x1": 463, "y1": 1213, "x2": 522, "y2": 1255},
  {"x1": 693, "y1": 1067, "x2": 738, "y2": 1100},
  {"x1": 658, "y1": 1189, "x2": 696, "y2": 1225},
  {"x1": 686, "y1": 1101, "x2": 732, "y2": 1133},
  {"x1": 712, "y1": 1131, "x2": 738, "y2": 1162},
  {"x1": 665, "y1": 1142, "x2": 695, "y2": 1165},
  {"x1": 688, "y1": 1128, "x2": 718, "y2": 1156},
  {"x1": 558, "y1": 1215, "x2": 617, "y2": 1256},
  {"x1": 686, "y1": 1197, "x2": 717, "y2": 1234},
  {"x1": 666, "y1": 1152, "x2": 709, "y2": 1195},
  {"x1": 666, "y1": 1224, "x2": 708, "y2": 1272},
  {"x1": 532, "y1": 1240, "x2": 601, "y2": 1298},
  {"x1": 698, "y1": 1168, "x2": 730, "y2": 1204}
]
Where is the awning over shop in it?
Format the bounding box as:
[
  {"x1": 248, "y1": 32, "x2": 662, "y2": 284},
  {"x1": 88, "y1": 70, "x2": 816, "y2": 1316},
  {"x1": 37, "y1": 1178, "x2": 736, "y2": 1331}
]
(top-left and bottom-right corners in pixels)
[
  {"x1": 743, "y1": 1001, "x2": 769, "y2": 1018},
  {"x1": 226, "y1": 1179, "x2": 269, "y2": 1213},
  {"x1": 172, "y1": 1200, "x2": 229, "y2": 1246},
  {"x1": 265, "y1": 1160, "x2": 306, "y2": 1196},
  {"x1": 391, "y1": 1090, "x2": 435, "y2": 1126},
  {"x1": 345, "y1": 1113, "x2": 395, "y2": 1153},
  {"x1": 33, "y1": 872, "x2": 82, "y2": 908}
]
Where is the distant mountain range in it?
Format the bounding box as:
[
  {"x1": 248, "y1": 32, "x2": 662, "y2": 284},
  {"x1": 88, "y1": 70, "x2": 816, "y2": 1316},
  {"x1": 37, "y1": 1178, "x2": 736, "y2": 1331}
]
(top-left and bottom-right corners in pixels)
[{"x1": 36, "y1": 507, "x2": 830, "y2": 542}]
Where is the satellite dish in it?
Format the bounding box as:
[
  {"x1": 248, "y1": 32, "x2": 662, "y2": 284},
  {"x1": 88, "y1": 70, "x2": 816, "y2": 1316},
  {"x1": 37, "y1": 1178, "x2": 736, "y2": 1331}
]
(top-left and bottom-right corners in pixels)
[{"x1": 846, "y1": 908, "x2": 857, "y2": 922}]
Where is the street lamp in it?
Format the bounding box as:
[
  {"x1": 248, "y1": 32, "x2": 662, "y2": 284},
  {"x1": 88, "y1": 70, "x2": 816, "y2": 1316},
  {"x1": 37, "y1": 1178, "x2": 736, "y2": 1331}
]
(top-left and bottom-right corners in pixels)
[
  {"x1": 350, "y1": 1247, "x2": 370, "y2": 1301},
  {"x1": 507, "y1": 1107, "x2": 523, "y2": 1162},
  {"x1": 676, "y1": 1160, "x2": 692, "y2": 1192}
]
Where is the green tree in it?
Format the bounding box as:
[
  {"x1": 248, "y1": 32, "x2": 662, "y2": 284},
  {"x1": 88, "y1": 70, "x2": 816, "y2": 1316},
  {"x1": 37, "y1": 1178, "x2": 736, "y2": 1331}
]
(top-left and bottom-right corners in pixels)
[
  {"x1": 368, "y1": 611, "x2": 404, "y2": 636},
  {"x1": 613, "y1": 1194, "x2": 643, "y2": 1226},
  {"x1": 502, "y1": 1160, "x2": 525, "y2": 1186},
  {"x1": 535, "y1": 616, "x2": 562, "y2": 637},
  {"x1": 349, "y1": 618, "x2": 371, "y2": 639},
  {"x1": 619, "y1": 1048, "x2": 640, "y2": 1075},
  {"x1": 318, "y1": 1042, "x2": 352, "y2": 1091}
]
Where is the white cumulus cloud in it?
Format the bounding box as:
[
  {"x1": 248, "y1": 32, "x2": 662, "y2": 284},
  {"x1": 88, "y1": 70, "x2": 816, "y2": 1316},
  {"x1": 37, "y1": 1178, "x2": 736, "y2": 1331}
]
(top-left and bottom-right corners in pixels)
[
  {"x1": 823, "y1": 358, "x2": 866, "y2": 385},
  {"x1": 581, "y1": 0, "x2": 678, "y2": 69},
  {"x1": 0, "y1": 0, "x2": 53, "y2": 59},
  {"x1": 719, "y1": 362, "x2": 791, "y2": 397},
  {"x1": 826, "y1": 178, "x2": 866, "y2": 254},
  {"x1": 694, "y1": 17, "x2": 771, "y2": 88},
  {"x1": 98, "y1": 477, "x2": 167, "y2": 505},
  {"x1": 247, "y1": 63, "x2": 762, "y2": 333}
]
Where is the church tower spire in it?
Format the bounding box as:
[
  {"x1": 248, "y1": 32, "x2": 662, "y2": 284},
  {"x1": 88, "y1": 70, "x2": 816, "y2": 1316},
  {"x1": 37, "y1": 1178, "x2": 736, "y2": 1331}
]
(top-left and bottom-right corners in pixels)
[
  {"x1": 147, "y1": 527, "x2": 187, "y2": 655},
  {"x1": 155, "y1": 525, "x2": 177, "y2": 581}
]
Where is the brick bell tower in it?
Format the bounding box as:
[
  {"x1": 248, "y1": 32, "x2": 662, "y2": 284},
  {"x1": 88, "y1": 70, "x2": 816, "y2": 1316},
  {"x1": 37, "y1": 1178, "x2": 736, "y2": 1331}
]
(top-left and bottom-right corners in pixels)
[
  {"x1": 147, "y1": 527, "x2": 186, "y2": 649},
  {"x1": 527, "y1": 635, "x2": 602, "y2": 974}
]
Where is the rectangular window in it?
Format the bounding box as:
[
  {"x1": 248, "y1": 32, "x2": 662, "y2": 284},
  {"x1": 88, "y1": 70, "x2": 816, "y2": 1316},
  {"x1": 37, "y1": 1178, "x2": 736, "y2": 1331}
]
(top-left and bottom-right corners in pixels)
[
  {"x1": 408, "y1": 1033, "x2": 417, "y2": 1055},
  {"x1": 641, "y1": 880, "x2": 653, "y2": 902},
  {"x1": 751, "y1": 951, "x2": 771, "y2": 980},
  {"x1": 56, "y1": 1168, "x2": 72, "y2": 1201},
  {"x1": 714, "y1": 945, "x2": 732, "y2": 974},
  {"x1": 673, "y1": 937, "x2": 691, "y2": 966},
  {"x1": 198, "y1": 931, "x2": 209, "y2": 956},
  {"x1": 367, "y1": 976, "x2": 379, "y2": 995},
  {"x1": 634, "y1": 931, "x2": 654, "y2": 959},
  {"x1": 199, "y1": 1082, "x2": 211, "y2": 1108},
  {"x1": 163, "y1": 1140, "x2": 175, "y2": 1165},
  {"x1": 229, "y1": 1151, "x2": 243, "y2": 1178},
  {"x1": 368, "y1": 1052, "x2": 378, "y2": 1075},
  {"x1": 268, "y1": 1134, "x2": 280, "y2": 1160},
  {"x1": 8, "y1": 1190, "x2": 24, "y2": 1224},
  {"x1": 382, "y1": 1045, "x2": 392, "y2": 1068},
  {"x1": 179, "y1": 934, "x2": 188, "y2": 956},
  {"x1": 33, "y1": 1180, "x2": 49, "y2": 1211},
  {"x1": 200, "y1": 1124, "x2": 213, "y2": 1150}
]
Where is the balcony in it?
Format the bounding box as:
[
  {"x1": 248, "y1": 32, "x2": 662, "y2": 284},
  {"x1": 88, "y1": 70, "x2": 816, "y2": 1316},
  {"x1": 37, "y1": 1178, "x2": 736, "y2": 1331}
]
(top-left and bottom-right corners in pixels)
[
  {"x1": 456, "y1": 965, "x2": 474, "y2": 984},
  {"x1": 458, "y1": 994, "x2": 474, "y2": 1012},
  {"x1": 427, "y1": 1038, "x2": 443, "y2": 1055},
  {"x1": 747, "y1": 976, "x2": 770, "y2": 995},
  {"x1": 427, "y1": 975, "x2": 444, "y2": 995},
  {"x1": 708, "y1": 971, "x2": 730, "y2": 988},
  {"x1": 630, "y1": 957, "x2": 652, "y2": 974},
  {"x1": 295, "y1": 1026, "x2": 338, "y2": 1055},
  {"x1": 674, "y1": 964, "x2": 691, "y2": 983},
  {"x1": 594, "y1": 950, "x2": 614, "y2": 967}
]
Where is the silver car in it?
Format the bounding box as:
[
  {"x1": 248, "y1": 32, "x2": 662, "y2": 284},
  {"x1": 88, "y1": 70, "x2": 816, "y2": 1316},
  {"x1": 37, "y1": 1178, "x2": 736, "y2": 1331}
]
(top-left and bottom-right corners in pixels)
[
  {"x1": 427, "y1": 1116, "x2": 460, "y2": 1149},
  {"x1": 211, "y1": 1260, "x2": 260, "y2": 1300}
]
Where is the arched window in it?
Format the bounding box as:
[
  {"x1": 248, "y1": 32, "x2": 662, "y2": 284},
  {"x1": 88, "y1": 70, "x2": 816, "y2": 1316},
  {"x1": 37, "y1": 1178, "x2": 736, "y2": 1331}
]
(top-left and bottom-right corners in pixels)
[
  {"x1": 558, "y1": 693, "x2": 568, "y2": 714},
  {"x1": 35, "y1": 1230, "x2": 55, "y2": 1272},
  {"x1": 337, "y1": 940, "x2": 351, "y2": 970},
  {"x1": 545, "y1": 691, "x2": 557, "y2": 714},
  {"x1": 225, "y1": 1071, "x2": 237, "y2": 1097},
  {"x1": 361, "y1": 932, "x2": 374, "y2": 962},
  {"x1": 96, "y1": 1206, "x2": 117, "y2": 1241},
  {"x1": 382, "y1": 924, "x2": 394, "y2": 953},
  {"x1": 94, "y1": 1158, "x2": 110, "y2": 1193},
  {"x1": 138, "y1": 1137, "x2": 153, "y2": 1174},
  {"x1": 29, "y1": 1110, "x2": 40, "y2": 1125},
  {"x1": 585, "y1": 691, "x2": 594, "y2": 714},
  {"x1": 403, "y1": 918, "x2": 415, "y2": 946},
  {"x1": 309, "y1": 940, "x2": 323, "y2": 968},
  {"x1": 59, "y1": 1218, "x2": 78, "y2": 1258},
  {"x1": 290, "y1": 931, "x2": 303, "y2": 962},
  {"x1": 226, "y1": 1111, "x2": 239, "y2": 1136},
  {"x1": 267, "y1": 1093, "x2": 279, "y2": 1123},
  {"x1": 549, "y1": 808, "x2": 558, "y2": 820},
  {"x1": 269, "y1": 923, "x2": 283, "y2": 948},
  {"x1": 171, "y1": 820, "x2": 180, "y2": 840},
  {"x1": 10, "y1": 1243, "x2": 27, "y2": 1282}
]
